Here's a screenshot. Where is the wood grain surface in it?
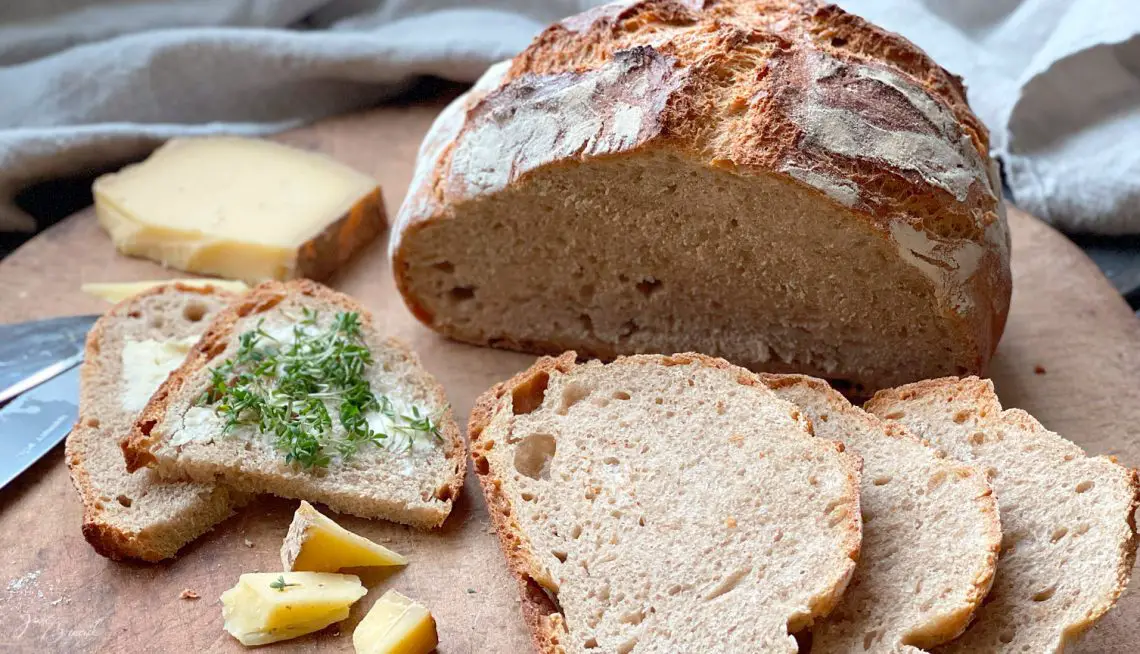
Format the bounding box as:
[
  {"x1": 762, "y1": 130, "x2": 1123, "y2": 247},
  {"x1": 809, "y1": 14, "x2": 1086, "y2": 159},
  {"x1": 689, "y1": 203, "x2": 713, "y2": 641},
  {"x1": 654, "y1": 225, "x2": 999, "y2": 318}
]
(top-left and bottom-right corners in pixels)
[{"x1": 1, "y1": 97, "x2": 1138, "y2": 653}]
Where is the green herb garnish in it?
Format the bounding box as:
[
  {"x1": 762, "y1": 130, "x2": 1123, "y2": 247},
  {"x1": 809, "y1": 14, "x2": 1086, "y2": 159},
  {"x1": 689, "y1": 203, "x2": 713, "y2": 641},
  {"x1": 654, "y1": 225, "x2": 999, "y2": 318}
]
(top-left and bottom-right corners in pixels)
[
  {"x1": 197, "y1": 310, "x2": 440, "y2": 469},
  {"x1": 269, "y1": 576, "x2": 299, "y2": 591}
]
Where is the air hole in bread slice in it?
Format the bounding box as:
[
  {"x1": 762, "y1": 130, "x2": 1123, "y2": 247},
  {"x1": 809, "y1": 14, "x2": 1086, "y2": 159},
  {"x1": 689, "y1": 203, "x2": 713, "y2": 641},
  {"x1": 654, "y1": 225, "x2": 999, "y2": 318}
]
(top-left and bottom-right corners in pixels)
[
  {"x1": 704, "y1": 566, "x2": 751, "y2": 601},
  {"x1": 1032, "y1": 585, "x2": 1057, "y2": 602},
  {"x1": 636, "y1": 278, "x2": 662, "y2": 296},
  {"x1": 883, "y1": 410, "x2": 906, "y2": 420},
  {"x1": 998, "y1": 628, "x2": 1016, "y2": 644},
  {"x1": 149, "y1": 316, "x2": 165, "y2": 329},
  {"x1": 182, "y1": 301, "x2": 207, "y2": 322},
  {"x1": 872, "y1": 475, "x2": 892, "y2": 486},
  {"x1": 432, "y1": 260, "x2": 455, "y2": 273},
  {"x1": 1050, "y1": 527, "x2": 1068, "y2": 543},
  {"x1": 116, "y1": 494, "x2": 132, "y2": 508},
  {"x1": 613, "y1": 390, "x2": 631, "y2": 400},
  {"x1": 448, "y1": 286, "x2": 476, "y2": 303},
  {"x1": 616, "y1": 636, "x2": 638, "y2": 654},
  {"x1": 85, "y1": 418, "x2": 100, "y2": 428},
  {"x1": 514, "y1": 433, "x2": 557, "y2": 480},
  {"x1": 512, "y1": 371, "x2": 550, "y2": 415},
  {"x1": 1075, "y1": 480, "x2": 1094, "y2": 493},
  {"x1": 558, "y1": 382, "x2": 590, "y2": 415}
]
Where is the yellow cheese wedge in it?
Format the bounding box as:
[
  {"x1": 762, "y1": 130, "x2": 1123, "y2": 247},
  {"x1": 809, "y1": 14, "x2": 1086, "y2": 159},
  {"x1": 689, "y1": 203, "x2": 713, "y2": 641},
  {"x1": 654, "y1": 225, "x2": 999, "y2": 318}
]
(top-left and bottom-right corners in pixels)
[
  {"x1": 353, "y1": 590, "x2": 438, "y2": 654},
  {"x1": 93, "y1": 137, "x2": 386, "y2": 283},
  {"x1": 82, "y1": 279, "x2": 249, "y2": 303},
  {"x1": 282, "y1": 501, "x2": 408, "y2": 572},
  {"x1": 220, "y1": 572, "x2": 367, "y2": 646}
]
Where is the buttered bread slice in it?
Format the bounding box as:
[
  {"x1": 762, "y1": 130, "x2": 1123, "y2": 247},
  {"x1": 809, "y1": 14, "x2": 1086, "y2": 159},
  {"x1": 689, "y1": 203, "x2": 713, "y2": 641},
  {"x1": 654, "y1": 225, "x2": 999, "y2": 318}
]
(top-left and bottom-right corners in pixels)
[
  {"x1": 867, "y1": 377, "x2": 1139, "y2": 653},
  {"x1": 470, "y1": 353, "x2": 863, "y2": 653},
  {"x1": 95, "y1": 137, "x2": 386, "y2": 283},
  {"x1": 66, "y1": 283, "x2": 245, "y2": 561},
  {"x1": 123, "y1": 280, "x2": 464, "y2": 529},
  {"x1": 761, "y1": 374, "x2": 1000, "y2": 653}
]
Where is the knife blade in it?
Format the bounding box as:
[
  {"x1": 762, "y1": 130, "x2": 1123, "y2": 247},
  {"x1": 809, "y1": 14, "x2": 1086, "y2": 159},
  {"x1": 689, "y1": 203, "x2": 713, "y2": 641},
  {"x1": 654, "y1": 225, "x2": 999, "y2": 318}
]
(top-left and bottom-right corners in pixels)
[
  {"x1": 0, "y1": 314, "x2": 97, "y2": 404},
  {"x1": 0, "y1": 365, "x2": 80, "y2": 489}
]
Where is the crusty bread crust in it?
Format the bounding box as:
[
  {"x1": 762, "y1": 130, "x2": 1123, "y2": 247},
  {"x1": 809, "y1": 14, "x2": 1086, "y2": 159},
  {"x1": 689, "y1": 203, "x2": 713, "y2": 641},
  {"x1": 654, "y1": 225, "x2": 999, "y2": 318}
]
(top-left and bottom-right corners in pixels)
[
  {"x1": 121, "y1": 279, "x2": 465, "y2": 528},
  {"x1": 469, "y1": 352, "x2": 863, "y2": 653},
  {"x1": 393, "y1": 0, "x2": 1011, "y2": 390},
  {"x1": 867, "y1": 377, "x2": 1140, "y2": 652},
  {"x1": 66, "y1": 282, "x2": 244, "y2": 562}
]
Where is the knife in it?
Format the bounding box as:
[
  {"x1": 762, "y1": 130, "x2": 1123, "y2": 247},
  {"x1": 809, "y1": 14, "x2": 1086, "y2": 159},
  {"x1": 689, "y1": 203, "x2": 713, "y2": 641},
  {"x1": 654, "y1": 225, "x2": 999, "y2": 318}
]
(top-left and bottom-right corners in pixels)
[
  {"x1": 0, "y1": 315, "x2": 97, "y2": 405},
  {"x1": 0, "y1": 365, "x2": 79, "y2": 489}
]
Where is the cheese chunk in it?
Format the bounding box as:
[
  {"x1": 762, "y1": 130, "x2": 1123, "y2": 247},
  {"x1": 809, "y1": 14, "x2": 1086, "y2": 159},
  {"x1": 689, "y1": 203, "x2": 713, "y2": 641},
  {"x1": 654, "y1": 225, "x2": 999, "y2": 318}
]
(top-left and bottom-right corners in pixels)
[
  {"x1": 83, "y1": 279, "x2": 249, "y2": 303},
  {"x1": 353, "y1": 590, "x2": 438, "y2": 654},
  {"x1": 94, "y1": 137, "x2": 386, "y2": 283},
  {"x1": 221, "y1": 572, "x2": 367, "y2": 646},
  {"x1": 121, "y1": 335, "x2": 200, "y2": 412},
  {"x1": 282, "y1": 501, "x2": 408, "y2": 572}
]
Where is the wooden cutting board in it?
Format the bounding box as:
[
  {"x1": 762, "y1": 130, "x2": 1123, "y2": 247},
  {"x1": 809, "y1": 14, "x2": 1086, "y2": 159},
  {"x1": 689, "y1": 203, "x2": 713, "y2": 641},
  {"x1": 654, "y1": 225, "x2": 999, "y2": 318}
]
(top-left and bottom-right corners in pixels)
[{"x1": 1, "y1": 94, "x2": 1138, "y2": 653}]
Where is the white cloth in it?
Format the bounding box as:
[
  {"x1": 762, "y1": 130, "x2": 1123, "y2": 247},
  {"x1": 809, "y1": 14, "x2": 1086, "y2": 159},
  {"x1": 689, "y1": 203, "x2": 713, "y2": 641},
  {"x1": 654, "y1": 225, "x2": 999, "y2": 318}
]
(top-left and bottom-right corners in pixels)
[{"x1": 1, "y1": 1, "x2": 1138, "y2": 234}]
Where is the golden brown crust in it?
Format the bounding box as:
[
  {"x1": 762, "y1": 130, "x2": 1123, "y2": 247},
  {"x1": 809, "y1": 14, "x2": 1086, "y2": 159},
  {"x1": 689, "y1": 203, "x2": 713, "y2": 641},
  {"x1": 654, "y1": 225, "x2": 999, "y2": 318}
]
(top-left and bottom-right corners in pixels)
[
  {"x1": 66, "y1": 282, "x2": 243, "y2": 561},
  {"x1": 469, "y1": 351, "x2": 863, "y2": 652},
  {"x1": 121, "y1": 279, "x2": 466, "y2": 527}
]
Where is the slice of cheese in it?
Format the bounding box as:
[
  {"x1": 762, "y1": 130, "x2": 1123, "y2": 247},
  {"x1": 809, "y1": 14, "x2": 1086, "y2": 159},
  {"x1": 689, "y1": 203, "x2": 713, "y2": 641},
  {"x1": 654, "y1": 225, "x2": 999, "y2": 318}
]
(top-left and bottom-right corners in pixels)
[
  {"x1": 353, "y1": 590, "x2": 438, "y2": 654},
  {"x1": 282, "y1": 500, "x2": 408, "y2": 572},
  {"x1": 94, "y1": 137, "x2": 386, "y2": 283},
  {"x1": 83, "y1": 279, "x2": 249, "y2": 303},
  {"x1": 220, "y1": 572, "x2": 367, "y2": 646},
  {"x1": 120, "y1": 335, "x2": 200, "y2": 412}
]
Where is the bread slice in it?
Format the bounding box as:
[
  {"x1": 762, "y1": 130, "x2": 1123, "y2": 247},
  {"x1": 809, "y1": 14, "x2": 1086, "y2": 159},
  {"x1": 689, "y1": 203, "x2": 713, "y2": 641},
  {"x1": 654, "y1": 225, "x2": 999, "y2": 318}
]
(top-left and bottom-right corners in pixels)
[
  {"x1": 391, "y1": 0, "x2": 1011, "y2": 393},
  {"x1": 760, "y1": 374, "x2": 1000, "y2": 652},
  {"x1": 866, "y1": 377, "x2": 1139, "y2": 652},
  {"x1": 121, "y1": 280, "x2": 464, "y2": 529},
  {"x1": 66, "y1": 283, "x2": 245, "y2": 561},
  {"x1": 469, "y1": 352, "x2": 863, "y2": 653}
]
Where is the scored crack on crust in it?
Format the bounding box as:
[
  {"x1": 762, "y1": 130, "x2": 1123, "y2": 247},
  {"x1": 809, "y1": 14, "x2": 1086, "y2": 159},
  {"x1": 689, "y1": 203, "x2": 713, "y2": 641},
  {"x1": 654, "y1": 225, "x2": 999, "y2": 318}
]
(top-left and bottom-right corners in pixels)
[
  {"x1": 121, "y1": 279, "x2": 465, "y2": 528},
  {"x1": 470, "y1": 352, "x2": 863, "y2": 653},
  {"x1": 66, "y1": 282, "x2": 246, "y2": 561}
]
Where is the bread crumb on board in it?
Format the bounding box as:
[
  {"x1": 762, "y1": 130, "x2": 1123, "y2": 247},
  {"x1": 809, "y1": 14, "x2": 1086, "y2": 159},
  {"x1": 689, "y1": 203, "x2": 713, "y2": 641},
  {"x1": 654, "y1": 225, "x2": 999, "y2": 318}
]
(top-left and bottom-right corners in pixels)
[
  {"x1": 180, "y1": 589, "x2": 200, "y2": 600},
  {"x1": 1034, "y1": 365, "x2": 1047, "y2": 375},
  {"x1": 243, "y1": 538, "x2": 254, "y2": 548}
]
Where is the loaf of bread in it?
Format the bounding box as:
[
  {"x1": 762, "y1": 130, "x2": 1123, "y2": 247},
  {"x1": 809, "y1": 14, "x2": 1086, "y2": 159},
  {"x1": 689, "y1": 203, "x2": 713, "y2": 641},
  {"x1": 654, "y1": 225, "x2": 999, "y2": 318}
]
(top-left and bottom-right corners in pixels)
[
  {"x1": 867, "y1": 377, "x2": 1139, "y2": 653},
  {"x1": 391, "y1": 0, "x2": 1011, "y2": 393},
  {"x1": 66, "y1": 283, "x2": 245, "y2": 561},
  {"x1": 470, "y1": 352, "x2": 863, "y2": 653}
]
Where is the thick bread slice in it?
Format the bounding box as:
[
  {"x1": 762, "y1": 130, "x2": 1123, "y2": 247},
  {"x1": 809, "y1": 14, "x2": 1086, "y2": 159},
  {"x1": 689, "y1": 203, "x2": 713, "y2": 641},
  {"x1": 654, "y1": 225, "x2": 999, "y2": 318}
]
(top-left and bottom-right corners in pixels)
[
  {"x1": 121, "y1": 280, "x2": 464, "y2": 529},
  {"x1": 392, "y1": 0, "x2": 1011, "y2": 393},
  {"x1": 760, "y1": 374, "x2": 1000, "y2": 653},
  {"x1": 469, "y1": 352, "x2": 863, "y2": 653},
  {"x1": 66, "y1": 283, "x2": 244, "y2": 561},
  {"x1": 867, "y1": 377, "x2": 1140, "y2": 653}
]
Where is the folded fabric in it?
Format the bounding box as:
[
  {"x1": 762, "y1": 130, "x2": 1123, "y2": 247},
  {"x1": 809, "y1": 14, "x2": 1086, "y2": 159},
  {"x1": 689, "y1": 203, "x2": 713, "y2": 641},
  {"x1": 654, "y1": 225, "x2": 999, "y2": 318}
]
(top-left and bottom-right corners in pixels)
[{"x1": 1, "y1": 0, "x2": 1138, "y2": 234}]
